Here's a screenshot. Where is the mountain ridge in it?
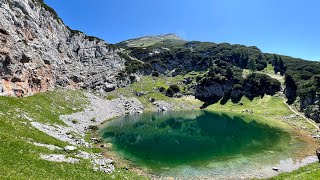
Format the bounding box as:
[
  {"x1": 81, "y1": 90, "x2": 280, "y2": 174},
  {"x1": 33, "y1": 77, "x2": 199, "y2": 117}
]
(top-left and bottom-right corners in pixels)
[
  {"x1": 0, "y1": 0, "x2": 319, "y2": 122},
  {"x1": 0, "y1": 0, "x2": 132, "y2": 97},
  {"x1": 116, "y1": 33, "x2": 184, "y2": 47}
]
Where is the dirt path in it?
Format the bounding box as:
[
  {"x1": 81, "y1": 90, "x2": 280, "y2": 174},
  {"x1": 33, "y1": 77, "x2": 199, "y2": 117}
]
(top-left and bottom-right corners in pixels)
[
  {"x1": 267, "y1": 71, "x2": 319, "y2": 131},
  {"x1": 282, "y1": 97, "x2": 319, "y2": 130}
]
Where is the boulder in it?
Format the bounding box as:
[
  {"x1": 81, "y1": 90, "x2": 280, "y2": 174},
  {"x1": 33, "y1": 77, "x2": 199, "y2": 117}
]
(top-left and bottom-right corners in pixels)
[
  {"x1": 103, "y1": 83, "x2": 116, "y2": 92},
  {"x1": 64, "y1": 146, "x2": 77, "y2": 152},
  {"x1": 161, "y1": 106, "x2": 167, "y2": 112}
]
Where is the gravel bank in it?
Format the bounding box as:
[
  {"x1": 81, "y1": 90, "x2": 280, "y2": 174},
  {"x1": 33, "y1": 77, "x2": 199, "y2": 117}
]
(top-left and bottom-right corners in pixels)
[{"x1": 30, "y1": 92, "x2": 144, "y2": 173}]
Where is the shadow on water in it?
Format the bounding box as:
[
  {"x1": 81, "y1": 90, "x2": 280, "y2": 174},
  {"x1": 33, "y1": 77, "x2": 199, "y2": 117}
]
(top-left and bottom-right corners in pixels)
[{"x1": 100, "y1": 111, "x2": 291, "y2": 171}]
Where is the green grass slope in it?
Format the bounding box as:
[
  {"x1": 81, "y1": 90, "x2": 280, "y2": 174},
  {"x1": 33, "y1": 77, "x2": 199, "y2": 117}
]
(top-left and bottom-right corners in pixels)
[
  {"x1": 105, "y1": 74, "x2": 203, "y2": 111},
  {"x1": 0, "y1": 81, "x2": 318, "y2": 179},
  {"x1": 269, "y1": 163, "x2": 320, "y2": 180},
  {"x1": 0, "y1": 89, "x2": 146, "y2": 179}
]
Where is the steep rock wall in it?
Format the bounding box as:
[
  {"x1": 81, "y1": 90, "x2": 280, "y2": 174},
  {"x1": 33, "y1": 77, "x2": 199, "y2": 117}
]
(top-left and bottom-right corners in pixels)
[{"x1": 0, "y1": 0, "x2": 125, "y2": 96}]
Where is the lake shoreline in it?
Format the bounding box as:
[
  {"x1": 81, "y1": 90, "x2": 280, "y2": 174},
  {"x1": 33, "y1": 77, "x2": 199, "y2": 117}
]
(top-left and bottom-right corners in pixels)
[
  {"x1": 30, "y1": 90, "x2": 319, "y2": 179},
  {"x1": 99, "y1": 109, "x2": 319, "y2": 180}
]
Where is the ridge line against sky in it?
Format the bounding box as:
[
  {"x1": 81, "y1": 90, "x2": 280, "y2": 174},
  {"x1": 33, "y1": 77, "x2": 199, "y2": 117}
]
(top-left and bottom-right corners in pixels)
[{"x1": 45, "y1": 0, "x2": 320, "y2": 61}]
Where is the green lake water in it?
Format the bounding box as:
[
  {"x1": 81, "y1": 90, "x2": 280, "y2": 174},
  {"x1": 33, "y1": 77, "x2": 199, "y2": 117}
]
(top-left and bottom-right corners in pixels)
[{"x1": 100, "y1": 111, "x2": 300, "y2": 178}]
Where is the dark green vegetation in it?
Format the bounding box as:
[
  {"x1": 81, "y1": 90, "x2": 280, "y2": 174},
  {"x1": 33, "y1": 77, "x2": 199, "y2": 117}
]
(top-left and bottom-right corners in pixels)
[
  {"x1": 117, "y1": 39, "x2": 281, "y2": 107},
  {"x1": 265, "y1": 54, "x2": 320, "y2": 122},
  {"x1": 119, "y1": 41, "x2": 268, "y2": 74},
  {"x1": 3, "y1": 0, "x2": 319, "y2": 178},
  {"x1": 265, "y1": 54, "x2": 320, "y2": 99},
  {"x1": 117, "y1": 37, "x2": 319, "y2": 121},
  {"x1": 196, "y1": 66, "x2": 281, "y2": 106},
  {"x1": 101, "y1": 111, "x2": 291, "y2": 172},
  {"x1": 0, "y1": 90, "x2": 146, "y2": 179}
]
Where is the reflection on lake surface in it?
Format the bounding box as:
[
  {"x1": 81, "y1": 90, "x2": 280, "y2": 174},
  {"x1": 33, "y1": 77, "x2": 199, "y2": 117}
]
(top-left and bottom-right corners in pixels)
[{"x1": 101, "y1": 111, "x2": 295, "y2": 178}]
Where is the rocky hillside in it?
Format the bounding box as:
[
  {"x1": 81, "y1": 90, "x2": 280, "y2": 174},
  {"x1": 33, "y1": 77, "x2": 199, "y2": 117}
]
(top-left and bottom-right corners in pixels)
[
  {"x1": 118, "y1": 38, "x2": 319, "y2": 122},
  {"x1": 0, "y1": 0, "x2": 318, "y2": 123},
  {"x1": 117, "y1": 39, "x2": 281, "y2": 106},
  {"x1": 117, "y1": 33, "x2": 184, "y2": 47},
  {"x1": 265, "y1": 54, "x2": 320, "y2": 122},
  {"x1": 0, "y1": 0, "x2": 127, "y2": 97}
]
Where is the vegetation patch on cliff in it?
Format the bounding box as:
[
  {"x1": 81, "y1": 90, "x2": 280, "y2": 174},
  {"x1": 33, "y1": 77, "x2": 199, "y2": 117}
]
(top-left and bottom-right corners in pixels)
[{"x1": 106, "y1": 75, "x2": 203, "y2": 111}]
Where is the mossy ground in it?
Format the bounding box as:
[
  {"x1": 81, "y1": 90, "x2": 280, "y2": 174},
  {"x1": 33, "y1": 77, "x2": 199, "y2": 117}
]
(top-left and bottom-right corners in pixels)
[{"x1": 0, "y1": 89, "x2": 147, "y2": 179}]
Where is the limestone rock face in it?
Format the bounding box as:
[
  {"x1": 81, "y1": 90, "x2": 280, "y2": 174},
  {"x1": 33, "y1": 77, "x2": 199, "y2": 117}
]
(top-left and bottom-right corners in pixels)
[
  {"x1": 195, "y1": 81, "x2": 232, "y2": 100},
  {"x1": 0, "y1": 0, "x2": 125, "y2": 97},
  {"x1": 300, "y1": 93, "x2": 320, "y2": 123}
]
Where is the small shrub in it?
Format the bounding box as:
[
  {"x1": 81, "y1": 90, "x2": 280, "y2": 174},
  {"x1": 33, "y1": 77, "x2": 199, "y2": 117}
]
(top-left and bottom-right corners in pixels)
[
  {"x1": 106, "y1": 95, "x2": 116, "y2": 100},
  {"x1": 88, "y1": 125, "x2": 99, "y2": 131},
  {"x1": 169, "y1": 84, "x2": 180, "y2": 93},
  {"x1": 233, "y1": 84, "x2": 243, "y2": 89},
  {"x1": 71, "y1": 119, "x2": 78, "y2": 124},
  {"x1": 158, "y1": 86, "x2": 166, "y2": 92},
  {"x1": 151, "y1": 71, "x2": 160, "y2": 77},
  {"x1": 166, "y1": 88, "x2": 174, "y2": 97}
]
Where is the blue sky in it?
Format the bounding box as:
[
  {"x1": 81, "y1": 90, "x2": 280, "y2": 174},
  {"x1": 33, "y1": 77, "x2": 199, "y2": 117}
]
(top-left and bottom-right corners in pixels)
[{"x1": 45, "y1": 0, "x2": 320, "y2": 61}]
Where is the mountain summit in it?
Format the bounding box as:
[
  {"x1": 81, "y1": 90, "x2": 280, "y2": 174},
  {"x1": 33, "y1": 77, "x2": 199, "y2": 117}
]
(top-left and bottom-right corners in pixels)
[{"x1": 117, "y1": 33, "x2": 184, "y2": 47}]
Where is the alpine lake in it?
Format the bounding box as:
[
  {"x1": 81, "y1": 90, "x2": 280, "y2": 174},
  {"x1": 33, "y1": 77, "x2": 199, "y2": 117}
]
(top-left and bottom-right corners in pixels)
[{"x1": 100, "y1": 111, "x2": 317, "y2": 178}]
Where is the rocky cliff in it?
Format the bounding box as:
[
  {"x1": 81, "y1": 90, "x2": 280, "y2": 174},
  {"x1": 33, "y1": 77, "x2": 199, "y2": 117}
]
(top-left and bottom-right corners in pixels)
[
  {"x1": 1, "y1": 0, "x2": 319, "y2": 123},
  {"x1": 300, "y1": 94, "x2": 320, "y2": 123},
  {"x1": 0, "y1": 0, "x2": 126, "y2": 97}
]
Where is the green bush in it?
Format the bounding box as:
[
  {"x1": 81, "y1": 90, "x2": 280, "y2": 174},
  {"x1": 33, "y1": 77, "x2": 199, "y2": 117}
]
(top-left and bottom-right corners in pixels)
[
  {"x1": 166, "y1": 87, "x2": 175, "y2": 97},
  {"x1": 169, "y1": 84, "x2": 180, "y2": 93},
  {"x1": 88, "y1": 125, "x2": 99, "y2": 131},
  {"x1": 151, "y1": 71, "x2": 160, "y2": 77}
]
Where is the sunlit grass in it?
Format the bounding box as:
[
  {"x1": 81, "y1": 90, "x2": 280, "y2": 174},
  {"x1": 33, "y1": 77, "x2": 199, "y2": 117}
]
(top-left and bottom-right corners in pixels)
[
  {"x1": 0, "y1": 89, "x2": 147, "y2": 179},
  {"x1": 105, "y1": 75, "x2": 203, "y2": 111},
  {"x1": 269, "y1": 163, "x2": 320, "y2": 180}
]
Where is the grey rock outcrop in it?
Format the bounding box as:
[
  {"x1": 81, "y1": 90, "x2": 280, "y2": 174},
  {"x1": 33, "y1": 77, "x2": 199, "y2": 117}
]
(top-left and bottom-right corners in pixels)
[
  {"x1": 64, "y1": 146, "x2": 77, "y2": 152},
  {"x1": 195, "y1": 81, "x2": 233, "y2": 99},
  {"x1": 300, "y1": 93, "x2": 320, "y2": 123},
  {"x1": 0, "y1": 0, "x2": 126, "y2": 97}
]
